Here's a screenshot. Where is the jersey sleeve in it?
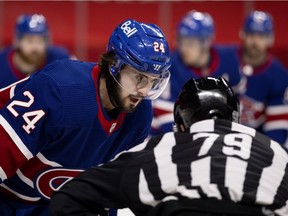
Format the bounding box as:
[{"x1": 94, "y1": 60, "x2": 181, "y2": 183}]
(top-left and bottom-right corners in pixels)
[
  {"x1": 0, "y1": 72, "x2": 63, "y2": 183},
  {"x1": 50, "y1": 152, "x2": 135, "y2": 216},
  {"x1": 263, "y1": 63, "x2": 288, "y2": 146}
]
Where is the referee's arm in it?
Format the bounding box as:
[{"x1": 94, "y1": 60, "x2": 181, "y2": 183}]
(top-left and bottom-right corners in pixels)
[{"x1": 50, "y1": 153, "x2": 134, "y2": 216}]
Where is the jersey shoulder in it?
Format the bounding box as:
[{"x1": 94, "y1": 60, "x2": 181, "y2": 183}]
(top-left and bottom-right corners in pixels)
[
  {"x1": 46, "y1": 46, "x2": 71, "y2": 62},
  {"x1": 31, "y1": 60, "x2": 98, "y2": 125},
  {"x1": 270, "y1": 57, "x2": 288, "y2": 73},
  {"x1": 170, "y1": 50, "x2": 190, "y2": 77},
  {"x1": 39, "y1": 59, "x2": 95, "y2": 85},
  {"x1": 0, "y1": 48, "x2": 11, "y2": 70},
  {"x1": 0, "y1": 47, "x2": 13, "y2": 65},
  {"x1": 171, "y1": 50, "x2": 183, "y2": 65},
  {"x1": 0, "y1": 47, "x2": 12, "y2": 58},
  {"x1": 213, "y1": 44, "x2": 239, "y2": 60},
  {"x1": 214, "y1": 44, "x2": 239, "y2": 52},
  {"x1": 264, "y1": 57, "x2": 288, "y2": 88}
]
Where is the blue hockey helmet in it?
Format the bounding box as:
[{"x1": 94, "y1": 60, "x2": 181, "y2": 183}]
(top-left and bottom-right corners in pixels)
[
  {"x1": 177, "y1": 10, "x2": 215, "y2": 39},
  {"x1": 243, "y1": 11, "x2": 274, "y2": 35},
  {"x1": 107, "y1": 19, "x2": 171, "y2": 99},
  {"x1": 15, "y1": 14, "x2": 49, "y2": 39}
]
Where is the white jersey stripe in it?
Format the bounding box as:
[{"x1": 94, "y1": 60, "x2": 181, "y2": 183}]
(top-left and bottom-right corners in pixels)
[
  {"x1": 101, "y1": 140, "x2": 150, "y2": 167},
  {"x1": 225, "y1": 157, "x2": 247, "y2": 202},
  {"x1": 190, "y1": 119, "x2": 215, "y2": 133},
  {"x1": 154, "y1": 133, "x2": 178, "y2": 193},
  {"x1": 275, "y1": 200, "x2": 288, "y2": 216},
  {"x1": 256, "y1": 140, "x2": 288, "y2": 205},
  {"x1": 175, "y1": 185, "x2": 201, "y2": 199},
  {"x1": 0, "y1": 77, "x2": 29, "y2": 93},
  {"x1": 16, "y1": 169, "x2": 34, "y2": 188},
  {"x1": 263, "y1": 120, "x2": 288, "y2": 131},
  {"x1": 127, "y1": 140, "x2": 149, "y2": 153},
  {"x1": 0, "y1": 167, "x2": 7, "y2": 181},
  {"x1": 10, "y1": 85, "x2": 16, "y2": 99},
  {"x1": 139, "y1": 169, "x2": 159, "y2": 207},
  {"x1": 191, "y1": 157, "x2": 222, "y2": 200},
  {"x1": 16, "y1": 153, "x2": 62, "y2": 189},
  {"x1": 231, "y1": 121, "x2": 256, "y2": 137},
  {"x1": 266, "y1": 105, "x2": 288, "y2": 115},
  {"x1": 37, "y1": 153, "x2": 61, "y2": 167},
  {"x1": 0, "y1": 115, "x2": 33, "y2": 160}
]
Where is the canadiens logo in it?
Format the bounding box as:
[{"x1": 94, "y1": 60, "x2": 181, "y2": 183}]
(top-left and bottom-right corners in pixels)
[{"x1": 35, "y1": 168, "x2": 83, "y2": 200}]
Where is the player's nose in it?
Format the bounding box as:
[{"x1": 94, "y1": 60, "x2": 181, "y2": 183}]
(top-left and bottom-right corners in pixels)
[{"x1": 136, "y1": 85, "x2": 150, "y2": 97}]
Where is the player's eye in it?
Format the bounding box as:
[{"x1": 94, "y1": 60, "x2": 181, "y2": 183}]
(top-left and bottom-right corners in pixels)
[
  {"x1": 151, "y1": 79, "x2": 160, "y2": 88},
  {"x1": 136, "y1": 74, "x2": 147, "y2": 84}
]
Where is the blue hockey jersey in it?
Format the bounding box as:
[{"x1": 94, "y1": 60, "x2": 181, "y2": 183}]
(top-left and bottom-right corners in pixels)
[
  {"x1": 0, "y1": 60, "x2": 152, "y2": 208},
  {"x1": 229, "y1": 46, "x2": 288, "y2": 147},
  {"x1": 152, "y1": 46, "x2": 245, "y2": 135},
  {"x1": 0, "y1": 46, "x2": 70, "y2": 88}
]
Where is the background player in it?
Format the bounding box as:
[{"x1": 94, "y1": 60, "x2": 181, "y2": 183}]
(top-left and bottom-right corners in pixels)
[
  {"x1": 152, "y1": 10, "x2": 245, "y2": 135},
  {"x1": 0, "y1": 14, "x2": 73, "y2": 88},
  {"x1": 229, "y1": 10, "x2": 288, "y2": 147},
  {"x1": 50, "y1": 76, "x2": 288, "y2": 216},
  {"x1": 0, "y1": 19, "x2": 171, "y2": 215}
]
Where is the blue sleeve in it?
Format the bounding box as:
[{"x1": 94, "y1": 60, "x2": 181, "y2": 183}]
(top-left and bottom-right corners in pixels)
[{"x1": 263, "y1": 60, "x2": 288, "y2": 146}]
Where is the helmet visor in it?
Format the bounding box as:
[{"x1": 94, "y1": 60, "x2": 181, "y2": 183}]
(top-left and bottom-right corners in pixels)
[
  {"x1": 110, "y1": 66, "x2": 170, "y2": 100},
  {"x1": 145, "y1": 70, "x2": 170, "y2": 100}
]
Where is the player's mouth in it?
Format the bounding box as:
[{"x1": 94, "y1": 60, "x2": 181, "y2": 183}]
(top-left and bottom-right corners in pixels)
[{"x1": 129, "y1": 95, "x2": 142, "y2": 104}]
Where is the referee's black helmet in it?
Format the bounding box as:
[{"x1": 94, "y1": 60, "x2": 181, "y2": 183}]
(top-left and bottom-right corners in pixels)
[{"x1": 174, "y1": 77, "x2": 239, "y2": 132}]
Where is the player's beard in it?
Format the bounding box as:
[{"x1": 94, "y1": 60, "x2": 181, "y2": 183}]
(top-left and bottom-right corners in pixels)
[
  {"x1": 244, "y1": 45, "x2": 265, "y2": 60},
  {"x1": 16, "y1": 47, "x2": 46, "y2": 66},
  {"x1": 106, "y1": 75, "x2": 141, "y2": 113}
]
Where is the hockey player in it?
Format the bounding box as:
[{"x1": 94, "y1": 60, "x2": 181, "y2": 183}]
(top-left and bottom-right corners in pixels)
[
  {"x1": 152, "y1": 10, "x2": 245, "y2": 135},
  {"x1": 50, "y1": 77, "x2": 288, "y2": 216},
  {"x1": 229, "y1": 11, "x2": 288, "y2": 147},
  {"x1": 0, "y1": 19, "x2": 171, "y2": 215},
  {"x1": 0, "y1": 14, "x2": 72, "y2": 88}
]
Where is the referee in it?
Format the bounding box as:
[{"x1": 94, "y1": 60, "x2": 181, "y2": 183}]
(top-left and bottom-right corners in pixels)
[{"x1": 50, "y1": 77, "x2": 288, "y2": 216}]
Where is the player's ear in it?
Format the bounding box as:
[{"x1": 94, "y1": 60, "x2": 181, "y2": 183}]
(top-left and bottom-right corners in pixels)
[
  {"x1": 13, "y1": 35, "x2": 19, "y2": 47},
  {"x1": 204, "y1": 36, "x2": 214, "y2": 48},
  {"x1": 267, "y1": 34, "x2": 274, "y2": 47},
  {"x1": 239, "y1": 30, "x2": 245, "y2": 40}
]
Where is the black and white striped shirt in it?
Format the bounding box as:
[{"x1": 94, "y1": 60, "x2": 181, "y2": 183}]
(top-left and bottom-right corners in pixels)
[{"x1": 51, "y1": 119, "x2": 288, "y2": 216}]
